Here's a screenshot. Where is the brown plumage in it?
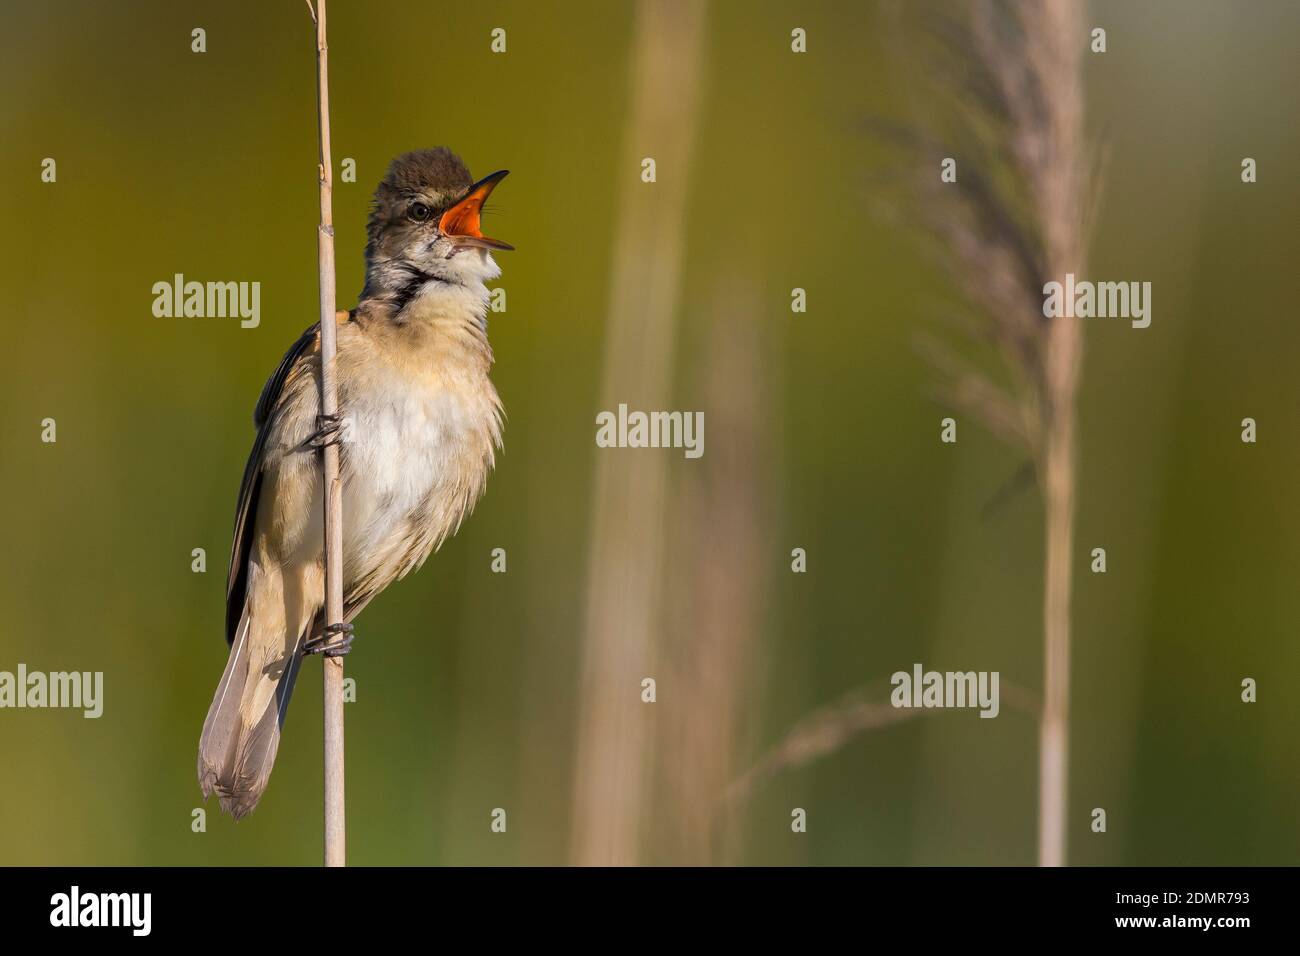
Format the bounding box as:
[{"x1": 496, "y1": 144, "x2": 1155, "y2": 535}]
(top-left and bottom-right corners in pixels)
[{"x1": 198, "y1": 148, "x2": 511, "y2": 819}]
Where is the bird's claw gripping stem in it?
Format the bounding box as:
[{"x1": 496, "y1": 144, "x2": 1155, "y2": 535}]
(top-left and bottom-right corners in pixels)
[
  {"x1": 304, "y1": 622, "x2": 354, "y2": 657},
  {"x1": 305, "y1": 413, "x2": 344, "y2": 449}
]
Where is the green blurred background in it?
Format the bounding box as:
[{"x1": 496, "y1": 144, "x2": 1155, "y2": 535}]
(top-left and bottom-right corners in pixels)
[{"x1": 1, "y1": 0, "x2": 1296, "y2": 865}]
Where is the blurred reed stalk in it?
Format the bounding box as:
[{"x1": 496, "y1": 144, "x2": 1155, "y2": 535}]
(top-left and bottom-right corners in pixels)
[
  {"x1": 725, "y1": 0, "x2": 1095, "y2": 868},
  {"x1": 904, "y1": 0, "x2": 1093, "y2": 866},
  {"x1": 570, "y1": 0, "x2": 708, "y2": 865},
  {"x1": 659, "y1": 278, "x2": 768, "y2": 864},
  {"x1": 307, "y1": 0, "x2": 346, "y2": 868}
]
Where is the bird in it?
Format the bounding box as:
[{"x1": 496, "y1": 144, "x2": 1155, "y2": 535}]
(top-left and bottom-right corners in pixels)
[{"x1": 198, "y1": 147, "x2": 512, "y2": 819}]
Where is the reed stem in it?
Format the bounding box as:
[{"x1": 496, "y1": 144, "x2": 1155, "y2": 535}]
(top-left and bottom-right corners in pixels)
[{"x1": 309, "y1": 0, "x2": 345, "y2": 869}]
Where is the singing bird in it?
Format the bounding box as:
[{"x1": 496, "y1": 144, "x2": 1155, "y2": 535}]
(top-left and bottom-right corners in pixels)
[{"x1": 198, "y1": 148, "x2": 512, "y2": 819}]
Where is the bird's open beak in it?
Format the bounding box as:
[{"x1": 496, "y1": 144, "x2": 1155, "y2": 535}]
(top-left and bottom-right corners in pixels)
[{"x1": 440, "y1": 170, "x2": 513, "y2": 251}]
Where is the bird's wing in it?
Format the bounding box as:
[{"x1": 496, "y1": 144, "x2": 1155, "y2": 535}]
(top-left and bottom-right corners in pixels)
[{"x1": 224, "y1": 322, "x2": 321, "y2": 645}]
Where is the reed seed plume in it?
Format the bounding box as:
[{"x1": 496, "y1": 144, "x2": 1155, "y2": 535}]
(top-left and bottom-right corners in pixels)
[
  {"x1": 726, "y1": 0, "x2": 1097, "y2": 868},
  {"x1": 886, "y1": 0, "x2": 1096, "y2": 867},
  {"x1": 878, "y1": 0, "x2": 1097, "y2": 468}
]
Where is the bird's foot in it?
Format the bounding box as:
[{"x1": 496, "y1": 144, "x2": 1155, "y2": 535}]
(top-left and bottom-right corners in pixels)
[
  {"x1": 303, "y1": 622, "x2": 354, "y2": 657},
  {"x1": 304, "y1": 413, "x2": 344, "y2": 450}
]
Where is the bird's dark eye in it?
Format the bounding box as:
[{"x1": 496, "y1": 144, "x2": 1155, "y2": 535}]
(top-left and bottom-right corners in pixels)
[{"x1": 408, "y1": 202, "x2": 432, "y2": 223}]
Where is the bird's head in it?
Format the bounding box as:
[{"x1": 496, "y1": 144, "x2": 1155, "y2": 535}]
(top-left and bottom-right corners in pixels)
[{"x1": 365, "y1": 147, "x2": 511, "y2": 291}]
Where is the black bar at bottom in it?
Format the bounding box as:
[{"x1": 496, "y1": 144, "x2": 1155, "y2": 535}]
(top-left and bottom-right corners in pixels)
[{"x1": 0, "y1": 866, "x2": 1277, "y2": 941}]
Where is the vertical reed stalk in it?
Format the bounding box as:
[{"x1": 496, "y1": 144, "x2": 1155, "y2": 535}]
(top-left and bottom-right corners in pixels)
[
  {"x1": 731, "y1": 0, "x2": 1092, "y2": 867},
  {"x1": 308, "y1": 0, "x2": 345, "y2": 868},
  {"x1": 570, "y1": 0, "x2": 707, "y2": 866},
  {"x1": 1034, "y1": 0, "x2": 1086, "y2": 866},
  {"x1": 663, "y1": 278, "x2": 768, "y2": 864},
  {"x1": 1038, "y1": 414, "x2": 1075, "y2": 866},
  {"x1": 914, "y1": 0, "x2": 1088, "y2": 865}
]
